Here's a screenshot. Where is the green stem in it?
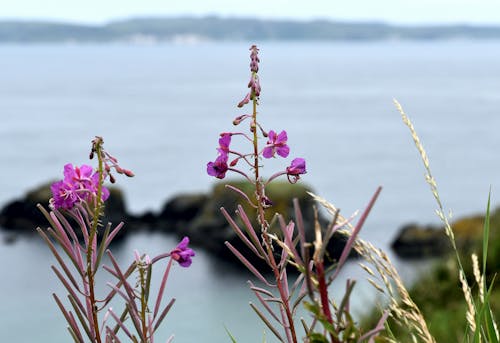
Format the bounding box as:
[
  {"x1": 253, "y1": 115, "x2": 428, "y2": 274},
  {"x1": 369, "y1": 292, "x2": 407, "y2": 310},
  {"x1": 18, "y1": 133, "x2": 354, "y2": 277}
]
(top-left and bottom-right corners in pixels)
[
  {"x1": 86, "y1": 139, "x2": 105, "y2": 343},
  {"x1": 139, "y1": 267, "x2": 148, "y2": 342}
]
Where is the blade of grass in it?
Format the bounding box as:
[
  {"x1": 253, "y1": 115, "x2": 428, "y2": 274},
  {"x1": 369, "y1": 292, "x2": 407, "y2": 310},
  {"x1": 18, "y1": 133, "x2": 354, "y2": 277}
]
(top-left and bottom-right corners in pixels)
[
  {"x1": 482, "y1": 190, "x2": 491, "y2": 275},
  {"x1": 224, "y1": 325, "x2": 238, "y2": 343}
]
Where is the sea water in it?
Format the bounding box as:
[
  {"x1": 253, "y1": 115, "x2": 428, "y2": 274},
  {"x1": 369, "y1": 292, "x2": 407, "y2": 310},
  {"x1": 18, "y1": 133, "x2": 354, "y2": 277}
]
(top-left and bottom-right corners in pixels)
[{"x1": 0, "y1": 40, "x2": 499, "y2": 342}]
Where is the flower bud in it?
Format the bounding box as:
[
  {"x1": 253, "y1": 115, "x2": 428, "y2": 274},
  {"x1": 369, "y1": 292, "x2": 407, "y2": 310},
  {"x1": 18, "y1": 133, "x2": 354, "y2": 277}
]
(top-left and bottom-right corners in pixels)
[
  {"x1": 123, "y1": 169, "x2": 135, "y2": 177},
  {"x1": 233, "y1": 116, "x2": 244, "y2": 125},
  {"x1": 261, "y1": 195, "x2": 273, "y2": 207},
  {"x1": 134, "y1": 249, "x2": 141, "y2": 264},
  {"x1": 238, "y1": 93, "x2": 250, "y2": 108}
]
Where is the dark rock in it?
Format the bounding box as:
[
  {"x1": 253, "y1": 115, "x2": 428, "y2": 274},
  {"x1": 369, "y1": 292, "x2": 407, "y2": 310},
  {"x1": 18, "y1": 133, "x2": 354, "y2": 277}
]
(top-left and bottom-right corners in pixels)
[
  {"x1": 0, "y1": 200, "x2": 46, "y2": 231},
  {"x1": 391, "y1": 213, "x2": 489, "y2": 258},
  {"x1": 155, "y1": 193, "x2": 208, "y2": 233},
  {"x1": 0, "y1": 179, "x2": 358, "y2": 271},
  {"x1": 176, "y1": 180, "x2": 357, "y2": 268},
  {"x1": 130, "y1": 210, "x2": 157, "y2": 226},
  {"x1": 391, "y1": 224, "x2": 451, "y2": 258},
  {"x1": 0, "y1": 182, "x2": 129, "y2": 234}
]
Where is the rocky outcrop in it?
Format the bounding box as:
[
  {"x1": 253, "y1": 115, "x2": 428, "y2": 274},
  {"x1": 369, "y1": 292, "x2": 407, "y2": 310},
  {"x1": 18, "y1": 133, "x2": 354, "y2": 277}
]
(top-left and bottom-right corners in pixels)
[
  {"x1": 0, "y1": 180, "x2": 357, "y2": 266},
  {"x1": 140, "y1": 180, "x2": 357, "y2": 265},
  {"x1": 0, "y1": 182, "x2": 129, "y2": 234},
  {"x1": 391, "y1": 224, "x2": 451, "y2": 258},
  {"x1": 391, "y1": 212, "x2": 493, "y2": 258}
]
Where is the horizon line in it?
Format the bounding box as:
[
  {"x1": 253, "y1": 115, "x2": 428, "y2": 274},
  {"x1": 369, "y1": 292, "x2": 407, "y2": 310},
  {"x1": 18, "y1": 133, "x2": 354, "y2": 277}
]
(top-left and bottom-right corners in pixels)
[{"x1": 0, "y1": 14, "x2": 499, "y2": 28}]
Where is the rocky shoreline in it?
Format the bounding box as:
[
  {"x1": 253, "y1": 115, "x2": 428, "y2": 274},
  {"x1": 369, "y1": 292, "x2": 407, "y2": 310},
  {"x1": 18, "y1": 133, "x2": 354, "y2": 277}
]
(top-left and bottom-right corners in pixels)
[
  {"x1": 1, "y1": 180, "x2": 491, "y2": 263},
  {"x1": 0, "y1": 180, "x2": 357, "y2": 268}
]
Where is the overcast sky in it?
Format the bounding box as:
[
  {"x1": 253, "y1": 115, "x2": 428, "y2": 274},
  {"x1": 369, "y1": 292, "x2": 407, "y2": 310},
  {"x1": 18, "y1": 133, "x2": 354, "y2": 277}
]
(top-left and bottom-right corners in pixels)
[{"x1": 1, "y1": 0, "x2": 500, "y2": 25}]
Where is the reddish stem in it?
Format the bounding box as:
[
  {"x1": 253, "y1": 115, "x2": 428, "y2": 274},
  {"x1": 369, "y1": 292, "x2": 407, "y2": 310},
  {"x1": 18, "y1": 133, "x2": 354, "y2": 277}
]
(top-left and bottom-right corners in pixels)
[{"x1": 316, "y1": 262, "x2": 340, "y2": 343}]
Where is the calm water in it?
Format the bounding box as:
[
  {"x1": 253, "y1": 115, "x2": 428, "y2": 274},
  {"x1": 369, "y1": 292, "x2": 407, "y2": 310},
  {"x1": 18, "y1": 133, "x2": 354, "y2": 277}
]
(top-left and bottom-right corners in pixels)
[{"x1": 1, "y1": 41, "x2": 499, "y2": 342}]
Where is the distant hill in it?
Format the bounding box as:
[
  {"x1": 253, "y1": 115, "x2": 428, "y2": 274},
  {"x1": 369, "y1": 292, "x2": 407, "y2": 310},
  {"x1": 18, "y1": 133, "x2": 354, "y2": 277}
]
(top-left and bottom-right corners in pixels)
[{"x1": 1, "y1": 16, "x2": 500, "y2": 43}]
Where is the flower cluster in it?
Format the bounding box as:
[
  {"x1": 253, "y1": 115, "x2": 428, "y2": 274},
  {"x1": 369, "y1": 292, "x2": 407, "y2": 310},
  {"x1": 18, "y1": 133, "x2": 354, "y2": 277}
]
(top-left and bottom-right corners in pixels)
[
  {"x1": 206, "y1": 45, "x2": 307, "y2": 191},
  {"x1": 237, "y1": 45, "x2": 261, "y2": 108},
  {"x1": 50, "y1": 136, "x2": 136, "y2": 211},
  {"x1": 51, "y1": 163, "x2": 110, "y2": 210}
]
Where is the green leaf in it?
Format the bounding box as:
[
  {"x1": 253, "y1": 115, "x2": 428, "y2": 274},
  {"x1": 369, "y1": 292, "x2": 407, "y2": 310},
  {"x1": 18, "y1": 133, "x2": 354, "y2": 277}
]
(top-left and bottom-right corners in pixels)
[
  {"x1": 474, "y1": 275, "x2": 498, "y2": 343},
  {"x1": 482, "y1": 190, "x2": 491, "y2": 275},
  {"x1": 308, "y1": 332, "x2": 329, "y2": 343},
  {"x1": 94, "y1": 222, "x2": 111, "y2": 271},
  {"x1": 303, "y1": 301, "x2": 337, "y2": 336},
  {"x1": 482, "y1": 277, "x2": 499, "y2": 343}
]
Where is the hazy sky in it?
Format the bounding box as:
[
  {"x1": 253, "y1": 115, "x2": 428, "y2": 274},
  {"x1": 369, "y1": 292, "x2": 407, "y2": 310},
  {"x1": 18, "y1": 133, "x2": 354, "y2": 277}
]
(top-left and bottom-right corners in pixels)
[{"x1": 1, "y1": 0, "x2": 500, "y2": 25}]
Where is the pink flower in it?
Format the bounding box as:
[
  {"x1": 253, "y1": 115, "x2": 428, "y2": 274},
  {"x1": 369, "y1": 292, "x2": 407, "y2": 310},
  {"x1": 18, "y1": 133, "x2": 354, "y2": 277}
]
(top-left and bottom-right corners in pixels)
[
  {"x1": 51, "y1": 163, "x2": 110, "y2": 210},
  {"x1": 207, "y1": 154, "x2": 229, "y2": 179},
  {"x1": 207, "y1": 134, "x2": 232, "y2": 179},
  {"x1": 51, "y1": 180, "x2": 79, "y2": 210},
  {"x1": 263, "y1": 130, "x2": 290, "y2": 159},
  {"x1": 286, "y1": 158, "x2": 306, "y2": 183},
  {"x1": 170, "y1": 237, "x2": 195, "y2": 267},
  {"x1": 217, "y1": 133, "x2": 231, "y2": 155},
  {"x1": 286, "y1": 158, "x2": 306, "y2": 175}
]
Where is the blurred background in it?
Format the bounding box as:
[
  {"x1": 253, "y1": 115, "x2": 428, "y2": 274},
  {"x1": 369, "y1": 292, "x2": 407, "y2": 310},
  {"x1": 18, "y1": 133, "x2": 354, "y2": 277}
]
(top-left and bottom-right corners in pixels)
[{"x1": 0, "y1": 1, "x2": 499, "y2": 342}]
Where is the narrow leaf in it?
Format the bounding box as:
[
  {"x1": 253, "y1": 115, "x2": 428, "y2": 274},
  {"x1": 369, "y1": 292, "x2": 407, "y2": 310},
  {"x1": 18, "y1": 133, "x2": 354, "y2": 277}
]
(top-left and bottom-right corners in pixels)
[
  {"x1": 153, "y1": 298, "x2": 176, "y2": 332},
  {"x1": 154, "y1": 258, "x2": 173, "y2": 319},
  {"x1": 221, "y1": 207, "x2": 263, "y2": 259},
  {"x1": 250, "y1": 302, "x2": 284, "y2": 342},
  {"x1": 225, "y1": 242, "x2": 273, "y2": 287}
]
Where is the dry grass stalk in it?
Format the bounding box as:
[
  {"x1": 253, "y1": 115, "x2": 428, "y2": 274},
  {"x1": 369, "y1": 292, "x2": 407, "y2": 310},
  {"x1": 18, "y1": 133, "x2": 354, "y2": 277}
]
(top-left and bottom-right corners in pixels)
[
  {"x1": 393, "y1": 99, "x2": 456, "y2": 243},
  {"x1": 471, "y1": 253, "x2": 485, "y2": 304},
  {"x1": 459, "y1": 269, "x2": 477, "y2": 333},
  {"x1": 393, "y1": 99, "x2": 482, "y2": 338}
]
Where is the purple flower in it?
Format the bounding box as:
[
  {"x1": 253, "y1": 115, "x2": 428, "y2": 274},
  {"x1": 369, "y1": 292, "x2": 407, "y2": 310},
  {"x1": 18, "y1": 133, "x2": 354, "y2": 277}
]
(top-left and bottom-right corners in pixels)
[
  {"x1": 286, "y1": 158, "x2": 307, "y2": 175},
  {"x1": 217, "y1": 133, "x2": 231, "y2": 154},
  {"x1": 286, "y1": 158, "x2": 306, "y2": 183},
  {"x1": 51, "y1": 180, "x2": 79, "y2": 210},
  {"x1": 263, "y1": 130, "x2": 290, "y2": 159},
  {"x1": 51, "y1": 163, "x2": 110, "y2": 210},
  {"x1": 170, "y1": 237, "x2": 195, "y2": 267},
  {"x1": 207, "y1": 154, "x2": 229, "y2": 179}
]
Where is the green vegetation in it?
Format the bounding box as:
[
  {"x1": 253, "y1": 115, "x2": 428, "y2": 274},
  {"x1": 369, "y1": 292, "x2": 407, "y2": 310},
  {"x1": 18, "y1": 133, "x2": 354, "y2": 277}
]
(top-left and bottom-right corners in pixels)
[
  {"x1": 1, "y1": 17, "x2": 500, "y2": 43},
  {"x1": 362, "y1": 218, "x2": 499, "y2": 341},
  {"x1": 358, "y1": 101, "x2": 499, "y2": 342}
]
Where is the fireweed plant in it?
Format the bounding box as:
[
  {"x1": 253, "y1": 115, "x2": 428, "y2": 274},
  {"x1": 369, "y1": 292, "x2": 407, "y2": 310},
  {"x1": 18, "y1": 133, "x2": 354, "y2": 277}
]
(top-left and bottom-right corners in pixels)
[
  {"x1": 37, "y1": 136, "x2": 195, "y2": 343},
  {"x1": 207, "y1": 45, "x2": 385, "y2": 342}
]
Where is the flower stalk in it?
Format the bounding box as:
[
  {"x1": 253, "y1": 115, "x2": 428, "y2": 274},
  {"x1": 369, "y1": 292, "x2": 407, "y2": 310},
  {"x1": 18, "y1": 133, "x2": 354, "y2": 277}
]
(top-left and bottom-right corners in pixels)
[{"x1": 40, "y1": 137, "x2": 194, "y2": 342}]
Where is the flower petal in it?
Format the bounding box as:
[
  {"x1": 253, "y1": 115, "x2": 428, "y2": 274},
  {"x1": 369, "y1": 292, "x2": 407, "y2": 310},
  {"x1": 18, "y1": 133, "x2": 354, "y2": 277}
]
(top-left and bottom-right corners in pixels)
[
  {"x1": 262, "y1": 146, "x2": 274, "y2": 159},
  {"x1": 276, "y1": 145, "x2": 290, "y2": 158}
]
